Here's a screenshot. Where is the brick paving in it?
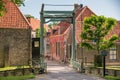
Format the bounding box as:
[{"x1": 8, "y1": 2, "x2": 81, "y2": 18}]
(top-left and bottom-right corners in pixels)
[{"x1": 29, "y1": 60, "x2": 106, "y2": 80}]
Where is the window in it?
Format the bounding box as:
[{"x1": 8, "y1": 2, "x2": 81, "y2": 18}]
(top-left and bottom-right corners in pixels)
[
  {"x1": 56, "y1": 42, "x2": 60, "y2": 56},
  {"x1": 34, "y1": 41, "x2": 39, "y2": 47},
  {"x1": 109, "y1": 47, "x2": 117, "y2": 60}
]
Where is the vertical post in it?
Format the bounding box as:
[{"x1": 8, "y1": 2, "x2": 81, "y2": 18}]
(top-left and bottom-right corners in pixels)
[
  {"x1": 81, "y1": 47, "x2": 84, "y2": 72},
  {"x1": 40, "y1": 4, "x2": 44, "y2": 69},
  {"x1": 71, "y1": 11, "x2": 76, "y2": 63},
  {"x1": 101, "y1": 50, "x2": 107, "y2": 77},
  {"x1": 103, "y1": 56, "x2": 106, "y2": 77}
]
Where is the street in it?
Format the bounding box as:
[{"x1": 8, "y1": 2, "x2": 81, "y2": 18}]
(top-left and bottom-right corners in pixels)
[{"x1": 29, "y1": 60, "x2": 106, "y2": 80}]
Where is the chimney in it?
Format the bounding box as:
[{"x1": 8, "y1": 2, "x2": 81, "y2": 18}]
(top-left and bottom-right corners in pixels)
[
  {"x1": 80, "y1": 4, "x2": 83, "y2": 8},
  {"x1": 74, "y1": 4, "x2": 83, "y2": 10},
  {"x1": 74, "y1": 4, "x2": 79, "y2": 9}
]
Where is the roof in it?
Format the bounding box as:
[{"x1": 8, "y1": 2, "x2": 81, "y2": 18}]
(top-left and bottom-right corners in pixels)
[
  {"x1": 0, "y1": 0, "x2": 31, "y2": 29},
  {"x1": 49, "y1": 5, "x2": 120, "y2": 44},
  {"x1": 50, "y1": 24, "x2": 71, "y2": 44},
  {"x1": 53, "y1": 21, "x2": 70, "y2": 35},
  {"x1": 27, "y1": 17, "x2": 50, "y2": 31},
  {"x1": 75, "y1": 6, "x2": 96, "y2": 21},
  {"x1": 27, "y1": 18, "x2": 40, "y2": 31},
  {"x1": 50, "y1": 5, "x2": 96, "y2": 44}
]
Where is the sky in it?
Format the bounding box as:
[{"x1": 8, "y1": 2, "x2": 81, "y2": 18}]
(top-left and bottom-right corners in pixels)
[{"x1": 19, "y1": 0, "x2": 120, "y2": 20}]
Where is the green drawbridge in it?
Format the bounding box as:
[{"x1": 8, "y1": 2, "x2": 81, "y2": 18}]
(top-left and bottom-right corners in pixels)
[{"x1": 40, "y1": 4, "x2": 81, "y2": 72}]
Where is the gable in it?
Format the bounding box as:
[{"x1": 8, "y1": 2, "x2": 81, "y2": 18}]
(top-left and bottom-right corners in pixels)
[
  {"x1": 75, "y1": 6, "x2": 96, "y2": 43},
  {"x1": 0, "y1": 0, "x2": 30, "y2": 29},
  {"x1": 76, "y1": 6, "x2": 96, "y2": 21},
  {"x1": 106, "y1": 21, "x2": 120, "y2": 40},
  {"x1": 27, "y1": 18, "x2": 40, "y2": 31}
]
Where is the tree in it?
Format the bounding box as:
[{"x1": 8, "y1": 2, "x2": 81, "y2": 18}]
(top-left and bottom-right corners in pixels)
[
  {"x1": 0, "y1": 0, "x2": 24, "y2": 16},
  {"x1": 24, "y1": 14, "x2": 34, "y2": 18},
  {"x1": 48, "y1": 22, "x2": 59, "y2": 34},
  {"x1": 36, "y1": 28, "x2": 46, "y2": 38},
  {"x1": 80, "y1": 15, "x2": 119, "y2": 66},
  {"x1": 48, "y1": 22, "x2": 58, "y2": 29}
]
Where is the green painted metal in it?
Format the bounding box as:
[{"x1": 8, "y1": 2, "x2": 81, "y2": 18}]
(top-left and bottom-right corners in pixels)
[
  {"x1": 40, "y1": 4, "x2": 45, "y2": 69},
  {"x1": 72, "y1": 60, "x2": 81, "y2": 71},
  {"x1": 71, "y1": 11, "x2": 76, "y2": 61},
  {"x1": 44, "y1": 15, "x2": 73, "y2": 19},
  {"x1": 40, "y1": 4, "x2": 78, "y2": 71},
  {"x1": 44, "y1": 11, "x2": 73, "y2": 14},
  {"x1": 45, "y1": 18, "x2": 72, "y2": 23}
]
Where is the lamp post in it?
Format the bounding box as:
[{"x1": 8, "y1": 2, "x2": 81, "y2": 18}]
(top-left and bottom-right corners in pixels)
[{"x1": 101, "y1": 50, "x2": 108, "y2": 77}]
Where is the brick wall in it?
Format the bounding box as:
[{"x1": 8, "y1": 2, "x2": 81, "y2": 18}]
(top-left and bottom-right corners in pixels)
[
  {"x1": 0, "y1": 28, "x2": 31, "y2": 67},
  {"x1": 76, "y1": 44, "x2": 120, "y2": 66}
]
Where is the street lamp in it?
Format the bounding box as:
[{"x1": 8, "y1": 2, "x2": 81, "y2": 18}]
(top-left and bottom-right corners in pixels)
[{"x1": 101, "y1": 50, "x2": 108, "y2": 77}]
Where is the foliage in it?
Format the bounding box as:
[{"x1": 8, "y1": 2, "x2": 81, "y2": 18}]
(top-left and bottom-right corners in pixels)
[
  {"x1": 94, "y1": 54, "x2": 102, "y2": 67},
  {"x1": 48, "y1": 22, "x2": 59, "y2": 34},
  {"x1": 0, "y1": 0, "x2": 6, "y2": 16},
  {"x1": 0, "y1": 0, "x2": 24, "y2": 16},
  {"x1": 106, "y1": 66, "x2": 120, "y2": 70},
  {"x1": 24, "y1": 14, "x2": 34, "y2": 18},
  {"x1": 80, "y1": 15, "x2": 119, "y2": 54},
  {"x1": 36, "y1": 28, "x2": 46, "y2": 38},
  {"x1": 104, "y1": 76, "x2": 120, "y2": 80},
  {"x1": 0, "y1": 74, "x2": 35, "y2": 80},
  {"x1": 80, "y1": 15, "x2": 119, "y2": 67},
  {"x1": 11, "y1": 0, "x2": 25, "y2": 6},
  {"x1": 48, "y1": 22, "x2": 58, "y2": 29},
  {"x1": 0, "y1": 66, "x2": 30, "y2": 71}
]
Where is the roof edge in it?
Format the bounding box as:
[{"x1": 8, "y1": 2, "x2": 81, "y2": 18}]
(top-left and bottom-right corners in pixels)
[{"x1": 14, "y1": 4, "x2": 32, "y2": 29}]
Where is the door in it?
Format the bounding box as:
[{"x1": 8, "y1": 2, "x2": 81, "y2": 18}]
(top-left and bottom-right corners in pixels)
[{"x1": 32, "y1": 38, "x2": 40, "y2": 59}]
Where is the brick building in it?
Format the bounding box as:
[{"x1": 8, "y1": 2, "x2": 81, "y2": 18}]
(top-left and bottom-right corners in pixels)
[
  {"x1": 26, "y1": 17, "x2": 50, "y2": 38},
  {"x1": 49, "y1": 4, "x2": 120, "y2": 66},
  {"x1": 49, "y1": 22, "x2": 71, "y2": 61},
  {"x1": 0, "y1": 0, "x2": 31, "y2": 67}
]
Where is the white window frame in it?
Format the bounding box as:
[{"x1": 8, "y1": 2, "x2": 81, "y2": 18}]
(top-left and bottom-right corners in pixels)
[{"x1": 109, "y1": 47, "x2": 117, "y2": 60}]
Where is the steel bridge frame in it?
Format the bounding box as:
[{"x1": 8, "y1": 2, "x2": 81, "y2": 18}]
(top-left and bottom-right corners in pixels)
[{"x1": 40, "y1": 4, "x2": 76, "y2": 71}]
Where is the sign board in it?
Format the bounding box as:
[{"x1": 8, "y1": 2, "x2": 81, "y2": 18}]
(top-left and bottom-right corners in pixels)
[{"x1": 101, "y1": 50, "x2": 108, "y2": 56}]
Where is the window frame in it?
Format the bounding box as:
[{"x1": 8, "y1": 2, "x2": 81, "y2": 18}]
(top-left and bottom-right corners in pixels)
[{"x1": 109, "y1": 46, "x2": 117, "y2": 60}]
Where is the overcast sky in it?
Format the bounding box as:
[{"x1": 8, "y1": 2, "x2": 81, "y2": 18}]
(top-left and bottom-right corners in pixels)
[{"x1": 19, "y1": 0, "x2": 120, "y2": 20}]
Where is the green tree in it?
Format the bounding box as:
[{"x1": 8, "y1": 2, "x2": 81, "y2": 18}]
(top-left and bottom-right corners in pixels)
[
  {"x1": 48, "y1": 22, "x2": 58, "y2": 29},
  {"x1": 80, "y1": 15, "x2": 119, "y2": 66},
  {"x1": 48, "y1": 22, "x2": 58, "y2": 34},
  {"x1": 24, "y1": 14, "x2": 34, "y2": 18},
  {"x1": 36, "y1": 28, "x2": 46, "y2": 38},
  {"x1": 0, "y1": 0, "x2": 24, "y2": 16}
]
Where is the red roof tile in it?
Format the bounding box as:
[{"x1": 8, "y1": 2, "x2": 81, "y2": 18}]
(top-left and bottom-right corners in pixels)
[
  {"x1": 27, "y1": 18, "x2": 49, "y2": 31},
  {"x1": 27, "y1": 18, "x2": 40, "y2": 30},
  {"x1": 53, "y1": 22, "x2": 70, "y2": 35},
  {"x1": 0, "y1": 0, "x2": 30, "y2": 29}
]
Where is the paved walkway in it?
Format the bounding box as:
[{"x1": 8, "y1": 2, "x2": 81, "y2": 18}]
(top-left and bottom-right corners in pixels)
[{"x1": 29, "y1": 60, "x2": 106, "y2": 80}]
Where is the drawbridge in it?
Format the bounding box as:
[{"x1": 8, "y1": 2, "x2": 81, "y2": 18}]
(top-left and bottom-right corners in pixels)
[{"x1": 39, "y1": 4, "x2": 80, "y2": 73}]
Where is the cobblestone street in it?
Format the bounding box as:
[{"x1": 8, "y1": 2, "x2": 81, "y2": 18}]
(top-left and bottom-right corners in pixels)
[{"x1": 29, "y1": 60, "x2": 106, "y2": 80}]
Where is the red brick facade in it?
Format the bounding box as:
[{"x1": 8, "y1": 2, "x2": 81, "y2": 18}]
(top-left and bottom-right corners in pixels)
[
  {"x1": 49, "y1": 22, "x2": 71, "y2": 61},
  {"x1": 49, "y1": 4, "x2": 120, "y2": 66},
  {"x1": 75, "y1": 6, "x2": 96, "y2": 43},
  {"x1": 49, "y1": 5, "x2": 96, "y2": 62}
]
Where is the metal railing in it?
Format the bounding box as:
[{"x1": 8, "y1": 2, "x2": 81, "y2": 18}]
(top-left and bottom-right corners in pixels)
[
  {"x1": 32, "y1": 58, "x2": 47, "y2": 73},
  {"x1": 72, "y1": 60, "x2": 81, "y2": 71}
]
